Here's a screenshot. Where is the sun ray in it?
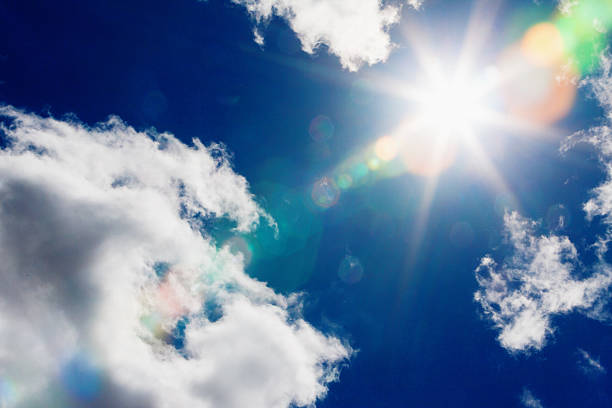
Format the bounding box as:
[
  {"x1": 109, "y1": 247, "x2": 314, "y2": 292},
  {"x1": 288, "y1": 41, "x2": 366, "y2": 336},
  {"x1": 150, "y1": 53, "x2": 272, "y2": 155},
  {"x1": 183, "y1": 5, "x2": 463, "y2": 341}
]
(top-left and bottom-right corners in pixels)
[
  {"x1": 455, "y1": 0, "x2": 503, "y2": 80},
  {"x1": 460, "y1": 127, "x2": 517, "y2": 203},
  {"x1": 477, "y1": 108, "x2": 567, "y2": 139},
  {"x1": 400, "y1": 17, "x2": 446, "y2": 84},
  {"x1": 405, "y1": 133, "x2": 451, "y2": 262}
]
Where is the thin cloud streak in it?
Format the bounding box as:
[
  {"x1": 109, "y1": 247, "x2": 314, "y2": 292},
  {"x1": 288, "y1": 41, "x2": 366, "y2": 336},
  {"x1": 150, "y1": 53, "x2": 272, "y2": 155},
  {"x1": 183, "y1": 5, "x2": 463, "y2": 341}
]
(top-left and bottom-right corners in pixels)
[{"x1": 577, "y1": 348, "x2": 607, "y2": 375}]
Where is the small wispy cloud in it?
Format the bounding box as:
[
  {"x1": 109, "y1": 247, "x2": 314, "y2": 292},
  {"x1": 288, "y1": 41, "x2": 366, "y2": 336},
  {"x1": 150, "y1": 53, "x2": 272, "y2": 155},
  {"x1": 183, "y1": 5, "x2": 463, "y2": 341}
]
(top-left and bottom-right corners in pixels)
[
  {"x1": 521, "y1": 388, "x2": 544, "y2": 408},
  {"x1": 231, "y1": 0, "x2": 422, "y2": 71},
  {"x1": 475, "y1": 212, "x2": 612, "y2": 352},
  {"x1": 577, "y1": 348, "x2": 607, "y2": 375},
  {"x1": 253, "y1": 28, "x2": 265, "y2": 46},
  {"x1": 477, "y1": 52, "x2": 612, "y2": 353}
]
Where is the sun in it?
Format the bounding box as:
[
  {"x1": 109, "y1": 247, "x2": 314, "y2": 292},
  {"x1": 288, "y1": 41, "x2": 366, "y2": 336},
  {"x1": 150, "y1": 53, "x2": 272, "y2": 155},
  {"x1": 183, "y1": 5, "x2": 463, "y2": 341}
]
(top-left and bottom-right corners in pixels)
[{"x1": 415, "y1": 73, "x2": 489, "y2": 136}]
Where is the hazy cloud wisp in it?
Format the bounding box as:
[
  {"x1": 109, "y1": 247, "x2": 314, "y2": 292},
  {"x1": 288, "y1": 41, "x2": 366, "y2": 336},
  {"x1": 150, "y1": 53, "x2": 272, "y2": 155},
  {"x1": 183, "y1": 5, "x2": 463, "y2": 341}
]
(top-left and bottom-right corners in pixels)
[
  {"x1": 577, "y1": 348, "x2": 607, "y2": 375},
  {"x1": 521, "y1": 388, "x2": 544, "y2": 408}
]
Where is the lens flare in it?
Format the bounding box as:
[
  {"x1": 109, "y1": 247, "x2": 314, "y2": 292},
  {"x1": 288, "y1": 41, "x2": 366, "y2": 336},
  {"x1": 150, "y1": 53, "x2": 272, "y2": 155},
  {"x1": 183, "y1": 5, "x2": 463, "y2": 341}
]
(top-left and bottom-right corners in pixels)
[
  {"x1": 494, "y1": 0, "x2": 612, "y2": 126},
  {"x1": 140, "y1": 312, "x2": 169, "y2": 340},
  {"x1": 498, "y1": 44, "x2": 577, "y2": 124},
  {"x1": 367, "y1": 157, "x2": 381, "y2": 170},
  {"x1": 399, "y1": 131, "x2": 458, "y2": 177},
  {"x1": 311, "y1": 177, "x2": 340, "y2": 208},
  {"x1": 521, "y1": 22, "x2": 565, "y2": 66},
  {"x1": 555, "y1": 0, "x2": 612, "y2": 74},
  {"x1": 313, "y1": 0, "x2": 610, "y2": 267},
  {"x1": 139, "y1": 265, "x2": 204, "y2": 344},
  {"x1": 351, "y1": 163, "x2": 369, "y2": 184},
  {"x1": 336, "y1": 173, "x2": 353, "y2": 190},
  {"x1": 157, "y1": 278, "x2": 190, "y2": 318},
  {"x1": 375, "y1": 136, "x2": 399, "y2": 161}
]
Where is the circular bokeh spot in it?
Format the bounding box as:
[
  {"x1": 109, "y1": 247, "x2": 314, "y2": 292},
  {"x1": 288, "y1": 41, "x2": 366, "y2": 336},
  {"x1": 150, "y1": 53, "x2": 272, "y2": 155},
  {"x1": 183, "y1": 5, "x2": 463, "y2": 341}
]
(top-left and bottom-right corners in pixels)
[
  {"x1": 338, "y1": 255, "x2": 364, "y2": 284},
  {"x1": 140, "y1": 311, "x2": 167, "y2": 339},
  {"x1": 367, "y1": 157, "x2": 381, "y2": 171},
  {"x1": 521, "y1": 22, "x2": 565, "y2": 67},
  {"x1": 497, "y1": 44, "x2": 577, "y2": 124},
  {"x1": 375, "y1": 136, "x2": 399, "y2": 161},
  {"x1": 309, "y1": 115, "x2": 335, "y2": 142},
  {"x1": 311, "y1": 177, "x2": 340, "y2": 208},
  {"x1": 350, "y1": 163, "x2": 369, "y2": 185}
]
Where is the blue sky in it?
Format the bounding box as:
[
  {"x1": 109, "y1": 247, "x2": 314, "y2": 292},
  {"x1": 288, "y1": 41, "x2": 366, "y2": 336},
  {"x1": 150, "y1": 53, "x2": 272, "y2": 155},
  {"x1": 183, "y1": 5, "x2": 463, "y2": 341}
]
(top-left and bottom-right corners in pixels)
[{"x1": 1, "y1": 0, "x2": 612, "y2": 407}]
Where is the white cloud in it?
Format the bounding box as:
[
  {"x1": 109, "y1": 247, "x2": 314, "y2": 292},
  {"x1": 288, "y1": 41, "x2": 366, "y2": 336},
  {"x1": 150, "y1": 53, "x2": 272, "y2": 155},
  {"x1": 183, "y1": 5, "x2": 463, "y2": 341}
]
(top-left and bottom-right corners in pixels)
[
  {"x1": 0, "y1": 106, "x2": 350, "y2": 407},
  {"x1": 474, "y1": 212, "x2": 612, "y2": 352},
  {"x1": 577, "y1": 348, "x2": 606, "y2": 375},
  {"x1": 555, "y1": 0, "x2": 579, "y2": 15},
  {"x1": 232, "y1": 0, "x2": 422, "y2": 71},
  {"x1": 521, "y1": 388, "x2": 544, "y2": 408},
  {"x1": 476, "y1": 53, "x2": 612, "y2": 353},
  {"x1": 563, "y1": 53, "x2": 612, "y2": 233},
  {"x1": 407, "y1": 0, "x2": 423, "y2": 10},
  {"x1": 253, "y1": 28, "x2": 265, "y2": 46}
]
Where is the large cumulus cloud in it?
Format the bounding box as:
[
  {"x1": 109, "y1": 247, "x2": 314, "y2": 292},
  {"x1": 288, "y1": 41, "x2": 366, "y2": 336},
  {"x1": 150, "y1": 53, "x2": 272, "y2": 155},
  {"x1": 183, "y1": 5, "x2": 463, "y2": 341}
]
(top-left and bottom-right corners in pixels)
[{"x1": 0, "y1": 106, "x2": 349, "y2": 407}]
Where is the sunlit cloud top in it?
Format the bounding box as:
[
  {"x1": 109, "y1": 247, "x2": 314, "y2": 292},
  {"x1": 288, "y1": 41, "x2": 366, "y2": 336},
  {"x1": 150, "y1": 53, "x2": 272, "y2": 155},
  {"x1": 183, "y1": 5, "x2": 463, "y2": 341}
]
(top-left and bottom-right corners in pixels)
[
  {"x1": 0, "y1": 106, "x2": 350, "y2": 407},
  {"x1": 233, "y1": 0, "x2": 422, "y2": 71}
]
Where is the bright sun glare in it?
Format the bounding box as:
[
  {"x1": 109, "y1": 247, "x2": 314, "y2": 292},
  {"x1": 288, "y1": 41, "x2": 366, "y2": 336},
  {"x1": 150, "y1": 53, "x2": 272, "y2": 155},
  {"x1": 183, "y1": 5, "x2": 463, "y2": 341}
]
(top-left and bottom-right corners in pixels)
[
  {"x1": 323, "y1": 0, "x2": 601, "y2": 276},
  {"x1": 417, "y1": 77, "x2": 485, "y2": 134}
]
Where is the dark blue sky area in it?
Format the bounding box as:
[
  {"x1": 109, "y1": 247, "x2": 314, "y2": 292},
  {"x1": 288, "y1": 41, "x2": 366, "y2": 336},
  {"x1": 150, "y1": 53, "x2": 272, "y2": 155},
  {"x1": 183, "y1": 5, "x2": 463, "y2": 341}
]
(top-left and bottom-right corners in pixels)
[{"x1": 1, "y1": 0, "x2": 611, "y2": 407}]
